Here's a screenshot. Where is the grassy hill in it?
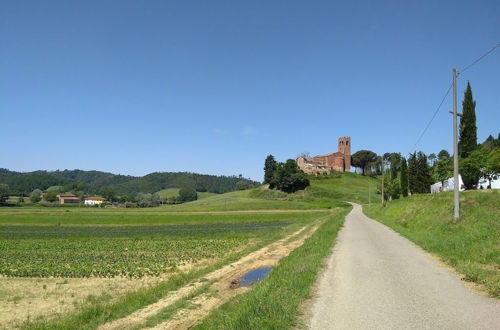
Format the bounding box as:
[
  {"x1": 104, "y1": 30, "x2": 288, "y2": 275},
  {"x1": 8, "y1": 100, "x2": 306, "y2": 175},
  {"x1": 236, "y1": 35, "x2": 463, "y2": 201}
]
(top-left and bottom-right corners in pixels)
[
  {"x1": 364, "y1": 190, "x2": 500, "y2": 297},
  {"x1": 161, "y1": 172, "x2": 379, "y2": 212},
  {"x1": 156, "y1": 188, "x2": 216, "y2": 200}
]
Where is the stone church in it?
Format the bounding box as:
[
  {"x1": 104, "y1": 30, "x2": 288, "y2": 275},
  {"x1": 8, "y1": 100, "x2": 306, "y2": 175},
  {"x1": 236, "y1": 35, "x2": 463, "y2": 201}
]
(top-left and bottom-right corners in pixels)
[{"x1": 297, "y1": 137, "x2": 351, "y2": 174}]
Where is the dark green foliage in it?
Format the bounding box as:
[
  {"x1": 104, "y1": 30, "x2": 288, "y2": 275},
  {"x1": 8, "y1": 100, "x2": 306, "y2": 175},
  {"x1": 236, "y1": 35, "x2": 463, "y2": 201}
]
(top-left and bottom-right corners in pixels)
[
  {"x1": 351, "y1": 150, "x2": 378, "y2": 175},
  {"x1": 459, "y1": 82, "x2": 478, "y2": 158},
  {"x1": 416, "y1": 152, "x2": 432, "y2": 193},
  {"x1": 263, "y1": 155, "x2": 277, "y2": 185},
  {"x1": 408, "y1": 152, "x2": 432, "y2": 194},
  {"x1": 235, "y1": 180, "x2": 252, "y2": 190},
  {"x1": 100, "y1": 186, "x2": 116, "y2": 202},
  {"x1": 43, "y1": 190, "x2": 58, "y2": 202},
  {"x1": 459, "y1": 148, "x2": 488, "y2": 189},
  {"x1": 480, "y1": 134, "x2": 500, "y2": 150},
  {"x1": 0, "y1": 184, "x2": 9, "y2": 204},
  {"x1": 0, "y1": 169, "x2": 258, "y2": 197},
  {"x1": 408, "y1": 152, "x2": 418, "y2": 194},
  {"x1": 274, "y1": 160, "x2": 309, "y2": 193},
  {"x1": 434, "y1": 153, "x2": 452, "y2": 186},
  {"x1": 400, "y1": 157, "x2": 409, "y2": 197},
  {"x1": 390, "y1": 153, "x2": 401, "y2": 180},
  {"x1": 437, "y1": 149, "x2": 450, "y2": 159},
  {"x1": 29, "y1": 189, "x2": 42, "y2": 203},
  {"x1": 178, "y1": 187, "x2": 198, "y2": 202}
]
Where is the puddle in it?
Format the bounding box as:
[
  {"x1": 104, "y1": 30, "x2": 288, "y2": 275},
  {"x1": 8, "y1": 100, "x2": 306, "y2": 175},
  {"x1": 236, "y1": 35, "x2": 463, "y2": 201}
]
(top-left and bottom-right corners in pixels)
[{"x1": 238, "y1": 267, "x2": 273, "y2": 287}]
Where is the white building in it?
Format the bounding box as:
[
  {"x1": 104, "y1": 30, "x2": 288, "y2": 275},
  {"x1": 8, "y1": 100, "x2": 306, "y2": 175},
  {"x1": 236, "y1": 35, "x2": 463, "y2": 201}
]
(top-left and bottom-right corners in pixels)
[
  {"x1": 431, "y1": 174, "x2": 500, "y2": 193},
  {"x1": 84, "y1": 196, "x2": 106, "y2": 205}
]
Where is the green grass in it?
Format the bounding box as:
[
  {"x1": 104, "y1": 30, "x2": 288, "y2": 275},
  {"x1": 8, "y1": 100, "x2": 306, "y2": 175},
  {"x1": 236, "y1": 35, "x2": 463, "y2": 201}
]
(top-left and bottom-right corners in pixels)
[
  {"x1": 363, "y1": 190, "x2": 500, "y2": 297},
  {"x1": 194, "y1": 205, "x2": 351, "y2": 329},
  {"x1": 157, "y1": 188, "x2": 217, "y2": 200},
  {"x1": 306, "y1": 172, "x2": 379, "y2": 204}
]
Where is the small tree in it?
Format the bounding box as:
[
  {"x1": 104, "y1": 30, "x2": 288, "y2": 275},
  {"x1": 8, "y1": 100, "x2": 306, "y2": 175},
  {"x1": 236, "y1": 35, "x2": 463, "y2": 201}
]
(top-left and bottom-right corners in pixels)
[
  {"x1": 400, "y1": 157, "x2": 409, "y2": 197},
  {"x1": 43, "y1": 190, "x2": 58, "y2": 202},
  {"x1": 485, "y1": 149, "x2": 500, "y2": 187},
  {"x1": 275, "y1": 160, "x2": 309, "y2": 193},
  {"x1": 408, "y1": 152, "x2": 418, "y2": 194},
  {"x1": 179, "y1": 187, "x2": 198, "y2": 202},
  {"x1": 30, "y1": 189, "x2": 43, "y2": 203},
  {"x1": 458, "y1": 82, "x2": 478, "y2": 158},
  {"x1": 100, "y1": 186, "x2": 116, "y2": 202},
  {"x1": 0, "y1": 184, "x2": 10, "y2": 204},
  {"x1": 263, "y1": 155, "x2": 277, "y2": 187},
  {"x1": 434, "y1": 155, "x2": 452, "y2": 187},
  {"x1": 351, "y1": 150, "x2": 378, "y2": 176},
  {"x1": 460, "y1": 156, "x2": 481, "y2": 189}
]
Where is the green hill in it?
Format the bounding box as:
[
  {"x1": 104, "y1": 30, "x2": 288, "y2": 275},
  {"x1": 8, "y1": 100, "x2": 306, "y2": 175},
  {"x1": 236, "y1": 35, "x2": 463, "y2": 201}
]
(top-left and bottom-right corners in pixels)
[
  {"x1": 0, "y1": 169, "x2": 258, "y2": 196},
  {"x1": 162, "y1": 172, "x2": 379, "y2": 212}
]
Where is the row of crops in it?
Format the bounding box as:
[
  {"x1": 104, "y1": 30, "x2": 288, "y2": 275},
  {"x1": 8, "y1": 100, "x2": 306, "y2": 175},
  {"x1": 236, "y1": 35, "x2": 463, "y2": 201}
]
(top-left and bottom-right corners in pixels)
[{"x1": 0, "y1": 222, "x2": 291, "y2": 278}]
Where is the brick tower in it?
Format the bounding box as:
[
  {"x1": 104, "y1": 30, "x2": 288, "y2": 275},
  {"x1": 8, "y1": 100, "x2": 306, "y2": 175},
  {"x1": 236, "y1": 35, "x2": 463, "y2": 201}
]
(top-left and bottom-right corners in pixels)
[{"x1": 338, "y1": 137, "x2": 351, "y2": 171}]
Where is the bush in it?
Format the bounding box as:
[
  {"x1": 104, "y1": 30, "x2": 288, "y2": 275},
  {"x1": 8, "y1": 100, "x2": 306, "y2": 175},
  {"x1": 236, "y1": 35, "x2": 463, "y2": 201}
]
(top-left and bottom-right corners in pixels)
[{"x1": 178, "y1": 187, "x2": 197, "y2": 202}]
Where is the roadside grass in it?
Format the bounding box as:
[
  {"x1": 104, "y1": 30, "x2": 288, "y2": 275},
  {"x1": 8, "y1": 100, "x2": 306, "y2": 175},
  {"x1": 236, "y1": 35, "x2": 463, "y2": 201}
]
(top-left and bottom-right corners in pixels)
[
  {"x1": 363, "y1": 190, "x2": 500, "y2": 297},
  {"x1": 194, "y1": 205, "x2": 351, "y2": 329}
]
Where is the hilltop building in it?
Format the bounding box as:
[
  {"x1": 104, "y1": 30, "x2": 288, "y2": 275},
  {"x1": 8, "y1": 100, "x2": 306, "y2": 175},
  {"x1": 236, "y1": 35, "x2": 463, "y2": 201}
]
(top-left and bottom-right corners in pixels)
[{"x1": 297, "y1": 137, "x2": 351, "y2": 175}]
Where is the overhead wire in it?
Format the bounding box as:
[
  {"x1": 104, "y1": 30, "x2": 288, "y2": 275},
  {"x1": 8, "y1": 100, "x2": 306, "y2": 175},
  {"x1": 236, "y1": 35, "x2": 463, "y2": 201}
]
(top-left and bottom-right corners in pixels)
[{"x1": 407, "y1": 43, "x2": 500, "y2": 155}]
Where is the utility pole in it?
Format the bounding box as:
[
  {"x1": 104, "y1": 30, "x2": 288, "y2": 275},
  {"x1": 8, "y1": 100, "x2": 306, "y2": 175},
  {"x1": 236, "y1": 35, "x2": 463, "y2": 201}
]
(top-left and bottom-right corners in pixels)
[
  {"x1": 368, "y1": 183, "x2": 371, "y2": 208},
  {"x1": 381, "y1": 161, "x2": 384, "y2": 206},
  {"x1": 452, "y1": 68, "x2": 460, "y2": 222}
]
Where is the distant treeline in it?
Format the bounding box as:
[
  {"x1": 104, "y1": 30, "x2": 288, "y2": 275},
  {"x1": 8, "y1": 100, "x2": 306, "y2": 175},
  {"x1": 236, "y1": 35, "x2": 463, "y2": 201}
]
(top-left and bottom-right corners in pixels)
[{"x1": 0, "y1": 169, "x2": 258, "y2": 196}]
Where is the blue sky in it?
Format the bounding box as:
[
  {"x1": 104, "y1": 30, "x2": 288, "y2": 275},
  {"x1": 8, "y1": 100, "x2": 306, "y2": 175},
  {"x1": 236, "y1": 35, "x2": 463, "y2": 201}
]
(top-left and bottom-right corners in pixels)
[{"x1": 1, "y1": 1, "x2": 499, "y2": 181}]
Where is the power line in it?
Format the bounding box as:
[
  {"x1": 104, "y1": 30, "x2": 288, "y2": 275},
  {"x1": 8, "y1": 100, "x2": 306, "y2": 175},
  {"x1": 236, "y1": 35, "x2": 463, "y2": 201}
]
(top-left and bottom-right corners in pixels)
[
  {"x1": 407, "y1": 83, "x2": 452, "y2": 156},
  {"x1": 460, "y1": 43, "x2": 500, "y2": 74},
  {"x1": 407, "y1": 43, "x2": 499, "y2": 155}
]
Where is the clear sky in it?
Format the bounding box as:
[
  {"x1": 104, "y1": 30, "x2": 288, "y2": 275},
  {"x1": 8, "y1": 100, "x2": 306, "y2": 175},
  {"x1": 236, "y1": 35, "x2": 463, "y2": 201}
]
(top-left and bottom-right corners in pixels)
[{"x1": 1, "y1": 1, "x2": 499, "y2": 181}]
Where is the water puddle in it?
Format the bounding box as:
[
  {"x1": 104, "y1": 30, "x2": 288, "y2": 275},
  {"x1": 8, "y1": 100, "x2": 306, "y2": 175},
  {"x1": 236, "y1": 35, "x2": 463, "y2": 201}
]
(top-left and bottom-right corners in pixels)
[{"x1": 237, "y1": 267, "x2": 273, "y2": 287}]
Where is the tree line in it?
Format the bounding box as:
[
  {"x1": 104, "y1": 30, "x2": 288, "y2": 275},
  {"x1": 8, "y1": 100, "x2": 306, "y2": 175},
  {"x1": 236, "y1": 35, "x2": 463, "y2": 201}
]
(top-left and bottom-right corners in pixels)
[{"x1": 0, "y1": 169, "x2": 258, "y2": 205}]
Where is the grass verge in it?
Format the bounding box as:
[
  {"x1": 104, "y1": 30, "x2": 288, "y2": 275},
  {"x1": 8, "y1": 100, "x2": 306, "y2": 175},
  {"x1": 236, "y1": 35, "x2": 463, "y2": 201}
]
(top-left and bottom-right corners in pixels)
[
  {"x1": 193, "y1": 205, "x2": 351, "y2": 329},
  {"x1": 363, "y1": 190, "x2": 500, "y2": 297}
]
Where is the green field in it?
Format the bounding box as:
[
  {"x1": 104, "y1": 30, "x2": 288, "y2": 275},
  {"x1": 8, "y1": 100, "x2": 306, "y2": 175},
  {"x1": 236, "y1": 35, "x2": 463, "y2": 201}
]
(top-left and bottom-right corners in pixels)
[
  {"x1": 364, "y1": 190, "x2": 500, "y2": 297},
  {"x1": 0, "y1": 172, "x2": 376, "y2": 329}
]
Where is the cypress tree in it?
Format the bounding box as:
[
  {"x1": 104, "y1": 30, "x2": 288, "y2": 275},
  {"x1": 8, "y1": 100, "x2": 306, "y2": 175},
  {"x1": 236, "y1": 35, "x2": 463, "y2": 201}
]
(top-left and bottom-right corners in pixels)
[
  {"x1": 458, "y1": 82, "x2": 477, "y2": 158},
  {"x1": 416, "y1": 152, "x2": 432, "y2": 193},
  {"x1": 400, "y1": 157, "x2": 409, "y2": 197},
  {"x1": 408, "y1": 152, "x2": 418, "y2": 194},
  {"x1": 263, "y1": 155, "x2": 277, "y2": 187}
]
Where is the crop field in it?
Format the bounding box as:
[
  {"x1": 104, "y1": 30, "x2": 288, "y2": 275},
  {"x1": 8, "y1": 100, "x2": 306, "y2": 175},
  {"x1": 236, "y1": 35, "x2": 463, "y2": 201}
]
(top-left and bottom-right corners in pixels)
[{"x1": 0, "y1": 209, "x2": 323, "y2": 279}]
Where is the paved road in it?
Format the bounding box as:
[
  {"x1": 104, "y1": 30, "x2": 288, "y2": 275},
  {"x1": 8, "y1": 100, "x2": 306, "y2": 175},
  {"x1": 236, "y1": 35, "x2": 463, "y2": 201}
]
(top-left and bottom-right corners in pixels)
[{"x1": 308, "y1": 203, "x2": 500, "y2": 330}]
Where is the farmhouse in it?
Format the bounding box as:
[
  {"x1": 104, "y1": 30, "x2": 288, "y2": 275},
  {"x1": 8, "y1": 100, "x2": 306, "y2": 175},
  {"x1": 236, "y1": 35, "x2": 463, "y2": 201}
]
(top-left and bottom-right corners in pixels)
[
  {"x1": 57, "y1": 194, "x2": 80, "y2": 204},
  {"x1": 297, "y1": 137, "x2": 351, "y2": 175},
  {"x1": 84, "y1": 196, "x2": 106, "y2": 206}
]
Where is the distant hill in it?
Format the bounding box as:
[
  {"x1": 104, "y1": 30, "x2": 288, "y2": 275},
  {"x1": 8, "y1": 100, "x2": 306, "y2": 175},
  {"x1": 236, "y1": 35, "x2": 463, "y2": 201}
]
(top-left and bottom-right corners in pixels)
[{"x1": 0, "y1": 169, "x2": 258, "y2": 196}]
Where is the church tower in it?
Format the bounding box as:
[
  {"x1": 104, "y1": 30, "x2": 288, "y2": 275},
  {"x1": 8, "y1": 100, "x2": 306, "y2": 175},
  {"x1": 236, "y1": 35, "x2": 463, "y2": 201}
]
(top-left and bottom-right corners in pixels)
[{"x1": 338, "y1": 137, "x2": 351, "y2": 171}]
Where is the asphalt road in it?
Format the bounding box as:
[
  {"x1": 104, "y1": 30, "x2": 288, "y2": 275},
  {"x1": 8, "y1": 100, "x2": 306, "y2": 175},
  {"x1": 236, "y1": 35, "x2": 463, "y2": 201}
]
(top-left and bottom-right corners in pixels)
[{"x1": 308, "y1": 203, "x2": 500, "y2": 330}]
